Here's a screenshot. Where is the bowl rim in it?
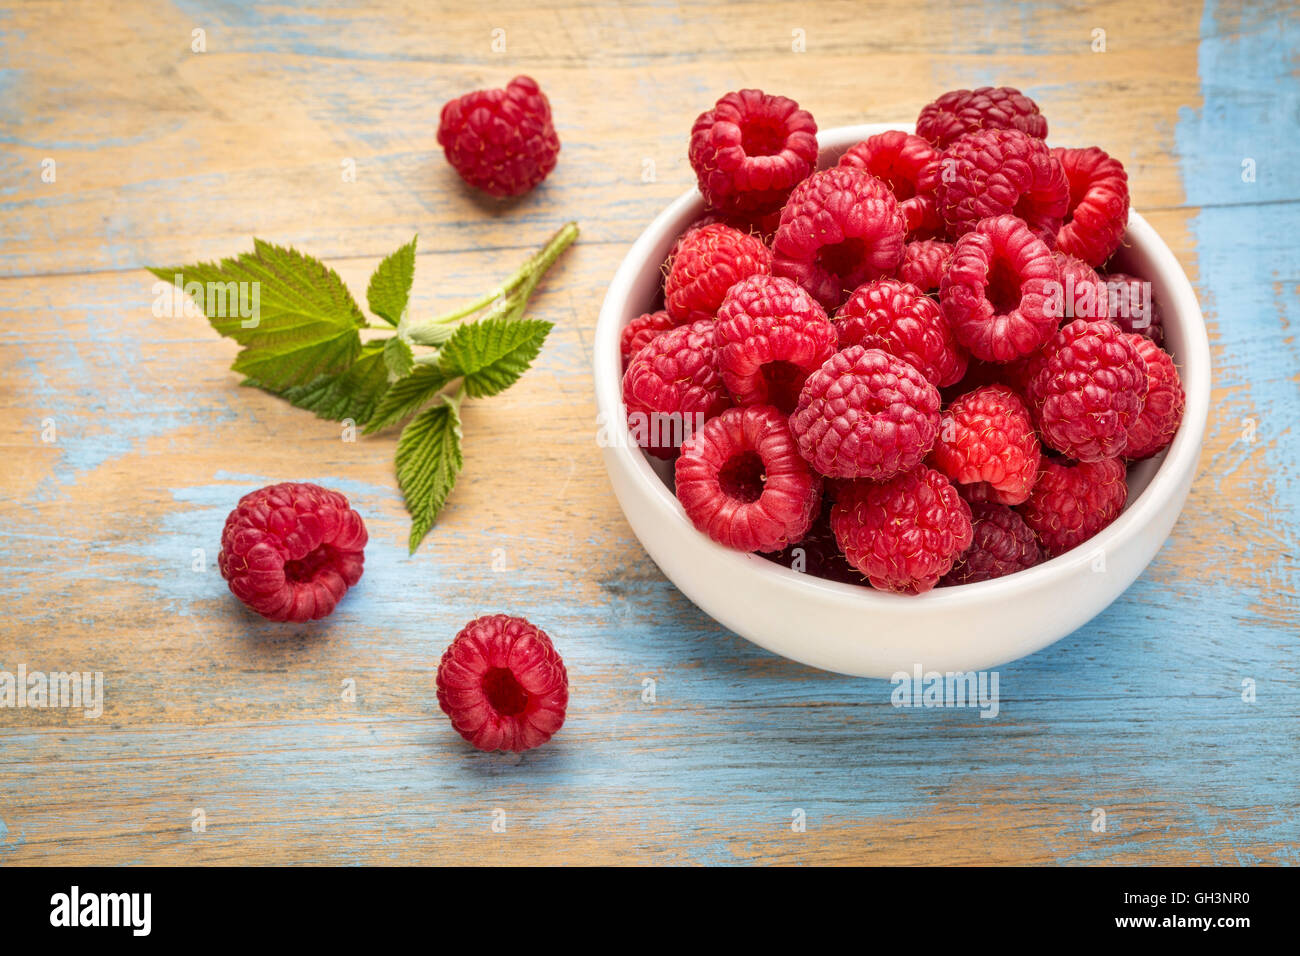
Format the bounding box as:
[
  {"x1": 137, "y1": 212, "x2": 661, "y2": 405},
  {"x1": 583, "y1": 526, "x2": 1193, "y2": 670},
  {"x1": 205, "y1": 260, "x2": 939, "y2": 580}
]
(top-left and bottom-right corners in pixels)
[{"x1": 594, "y1": 122, "x2": 1211, "y2": 609}]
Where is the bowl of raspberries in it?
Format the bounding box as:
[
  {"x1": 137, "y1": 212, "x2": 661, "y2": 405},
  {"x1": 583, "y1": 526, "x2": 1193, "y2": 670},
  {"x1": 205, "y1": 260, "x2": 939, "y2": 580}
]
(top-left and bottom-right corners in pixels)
[{"x1": 595, "y1": 87, "x2": 1210, "y2": 678}]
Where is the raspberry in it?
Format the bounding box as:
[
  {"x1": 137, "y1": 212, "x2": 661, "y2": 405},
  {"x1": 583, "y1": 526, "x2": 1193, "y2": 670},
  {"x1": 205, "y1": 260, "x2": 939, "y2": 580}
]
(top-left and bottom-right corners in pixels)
[
  {"x1": 772, "y1": 167, "x2": 907, "y2": 311},
  {"x1": 942, "y1": 501, "x2": 1042, "y2": 584},
  {"x1": 940, "y1": 214, "x2": 1061, "y2": 361},
  {"x1": 1051, "y1": 252, "x2": 1110, "y2": 321},
  {"x1": 675, "y1": 405, "x2": 822, "y2": 553},
  {"x1": 435, "y1": 614, "x2": 568, "y2": 752},
  {"x1": 1017, "y1": 457, "x2": 1128, "y2": 557},
  {"x1": 1025, "y1": 319, "x2": 1149, "y2": 461},
  {"x1": 838, "y1": 131, "x2": 944, "y2": 238},
  {"x1": 436, "y1": 76, "x2": 560, "y2": 198},
  {"x1": 665, "y1": 223, "x2": 773, "y2": 323},
  {"x1": 1052, "y1": 147, "x2": 1129, "y2": 267},
  {"x1": 623, "y1": 319, "x2": 730, "y2": 458},
  {"x1": 830, "y1": 466, "x2": 974, "y2": 593},
  {"x1": 1122, "y1": 334, "x2": 1185, "y2": 459},
  {"x1": 689, "y1": 89, "x2": 819, "y2": 217},
  {"x1": 1104, "y1": 272, "x2": 1164, "y2": 346},
  {"x1": 936, "y1": 128, "x2": 1069, "y2": 243},
  {"x1": 928, "y1": 384, "x2": 1042, "y2": 505},
  {"x1": 620, "y1": 310, "x2": 676, "y2": 365},
  {"x1": 714, "y1": 275, "x2": 837, "y2": 414},
  {"x1": 898, "y1": 239, "x2": 954, "y2": 295},
  {"x1": 763, "y1": 501, "x2": 868, "y2": 585},
  {"x1": 834, "y1": 278, "x2": 968, "y2": 387},
  {"x1": 218, "y1": 482, "x2": 367, "y2": 622},
  {"x1": 790, "y1": 345, "x2": 941, "y2": 480},
  {"x1": 916, "y1": 86, "x2": 1048, "y2": 149}
]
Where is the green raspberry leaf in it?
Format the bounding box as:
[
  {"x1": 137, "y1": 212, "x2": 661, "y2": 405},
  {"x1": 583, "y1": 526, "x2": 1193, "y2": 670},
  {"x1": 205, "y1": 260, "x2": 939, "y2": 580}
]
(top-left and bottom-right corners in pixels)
[
  {"x1": 383, "y1": 334, "x2": 415, "y2": 379},
  {"x1": 367, "y1": 235, "x2": 417, "y2": 326},
  {"x1": 364, "y1": 363, "x2": 453, "y2": 434},
  {"x1": 244, "y1": 340, "x2": 389, "y2": 426},
  {"x1": 396, "y1": 396, "x2": 464, "y2": 553},
  {"x1": 149, "y1": 239, "x2": 366, "y2": 389},
  {"x1": 437, "y1": 316, "x2": 553, "y2": 398}
]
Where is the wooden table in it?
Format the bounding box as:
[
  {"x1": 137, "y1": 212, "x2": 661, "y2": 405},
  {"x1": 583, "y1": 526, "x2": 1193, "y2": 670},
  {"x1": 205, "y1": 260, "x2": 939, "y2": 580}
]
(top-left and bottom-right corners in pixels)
[{"x1": 1, "y1": 0, "x2": 1296, "y2": 865}]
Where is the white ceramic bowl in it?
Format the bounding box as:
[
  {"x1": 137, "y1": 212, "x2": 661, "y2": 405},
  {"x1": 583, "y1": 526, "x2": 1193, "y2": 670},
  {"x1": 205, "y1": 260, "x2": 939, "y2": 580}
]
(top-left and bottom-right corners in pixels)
[{"x1": 595, "y1": 123, "x2": 1210, "y2": 678}]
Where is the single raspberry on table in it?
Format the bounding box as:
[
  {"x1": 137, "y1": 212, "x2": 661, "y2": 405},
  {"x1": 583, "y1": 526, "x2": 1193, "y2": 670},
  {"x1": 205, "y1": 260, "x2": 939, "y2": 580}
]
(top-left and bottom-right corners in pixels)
[
  {"x1": 834, "y1": 277, "x2": 968, "y2": 387},
  {"x1": 620, "y1": 310, "x2": 677, "y2": 365},
  {"x1": 665, "y1": 223, "x2": 773, "y2": 323},
  {"x1": 689, "y1": 89, "x2": 819, "y2": 216},
  {"x1": 928, "y1": 384, "x2": 1042, "y2": 505},
  {"x1": 1025, "y1": 319, "x2": 1148, "y2": 461},
  {"x1": 714, "y1": 275, "x2": 837, "y2": 414},
  {"x1": 830, "y1": 466, "x2": 974, "y2": 593},
  {"x1": 1104, "y1": 272, "x2": 1164, "y2": 346},
  {"x1": 942, "y1": 501, "x2": 1043, "y2": 585},
  {"x1": 1052, "y1": 146, "x2": 1130, "y2": 267},
  {"x1": 763, "y1": 500, "x2": 869, "y2": 585},
  {"x1": 623, "y1": 319, "x2": 730, "y2": 458},
  {"x1": 940, "y1": 214, "x2": 1061, "y2": 362},
  {"x1": 1050, "y1": 251, "x2": 1111, "y2": 321},
  {"x1": 936, "y1": 128, "x2": 1069, "y2": 243},
  {"x1": 838, "y1": 131, "x2": 944, "y2": 238},
  {"x1": 898, "y1": 239, "x2": 954, "y2": 295},
  {"x1": 218, "y1": 482, "x2": 368, "y2": 622},
  {"x1": 1121, "y1": 334, "x2": 1185, "y2": 459},
  {"x1": 436, "y1": 75, "x2": 560, "y2": 198},
  {"x1": 772, "y1": 166, "x2": 907, "y2": 311},
  {"x1": 675, "y1": 405, "x2": 822, "y2": 553},
  {"x1": 789, "y1": 345, "x2": 941, "y2": 480},
  {"x1": 916, "y1": 86, "x2": 1048, "y2": 149},
  {"x1": 436, "y1": 614, "x2": 568, "y2": 753},
  {"x1": 1017, "y1": 457, "x2": 1128, "y2": 557}
]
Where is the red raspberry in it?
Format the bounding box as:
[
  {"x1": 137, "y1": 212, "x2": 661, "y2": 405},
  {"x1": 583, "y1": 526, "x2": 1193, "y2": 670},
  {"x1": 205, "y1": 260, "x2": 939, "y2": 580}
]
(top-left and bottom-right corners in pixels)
[
  {"x1": 623, "y1": 319, "x2": 730, "y2": 459},
  {"x1": 675, "y1": 405, "x2": 822, "y2": 553},
  {"x1": 940, "y1": 214, "x2": 1061, "y2": 362},
  {"x1": 763, "y1": 501, "x2": 868, "y2": 585},
  {"x1": 838, "y1": 131, "x2": 944, "y2": 238},
  {"x1": 790, "y1": 345, "x2": 941, "y2": 480},
  {"x1": 218, "y1": 482, "x2": 367, "y2": 622},
  {"x1": 1052, "y1": 147, "x2": 1129, "y2": 267},
  {"x1": 665, "y1": 223, "x2": 772, "y2": 323},
  {"x1": 898, "y1": 239, "x2": 954, "y2": 295},
  {"x1": 1104, "y1": 272, "x2": 1164, "y2": 346},
  {"x1": 929, "y1": 384, "x2": 1041, "y2": 505},
  {"x1": 620, "y1": 310, "x2": 676, "y2": 365},
  {"x1": 936, "y1": 128, "x2": 1069, "y2": 243},
  {"x1": 942, "y1": 501, "x2": 1043, "y2": 584},
  {"x1": 1025, "y1": 319, "x2": 1149, "y2": 461},
  {"x1": 435, "y1": 614, "x2": 568, "y2": 752},
  {"x1": 1017, "y1": 457, "x2": 1128, "y2": 557},
  {"x1": 1122, "y1": 335, "x2": 1185, "y2": 459},
  {"x1": 830, "y1": 466, "x2": 973, "y2": 593},
  {"x1": 714, "y1": 275, "x2": 837, "y2": 414},
  {"x1": 772, "y1": 167, "x2": 907, "y2": 311},
  {"x1": 1050, "y1": 252, "x2": 1111, "y2": 321},
  {"x1": 436, "y1": 76, "x2": 559, "y2": 198},
  {"x1": 916, "y1": 86, "x2": 1048, "y2": 149},
  {"x1": 834, "y1": 278, "x2": 968, "y2": 387},
  {"x1": 689, "y1": 89, "x2": 819, "y2": 217}
]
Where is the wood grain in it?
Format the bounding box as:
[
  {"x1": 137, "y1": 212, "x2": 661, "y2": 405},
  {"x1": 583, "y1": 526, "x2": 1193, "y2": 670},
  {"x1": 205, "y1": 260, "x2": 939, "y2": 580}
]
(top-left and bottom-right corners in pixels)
[{"x1": 1, "y1": 0, "x2": 1297, "y2": 865}]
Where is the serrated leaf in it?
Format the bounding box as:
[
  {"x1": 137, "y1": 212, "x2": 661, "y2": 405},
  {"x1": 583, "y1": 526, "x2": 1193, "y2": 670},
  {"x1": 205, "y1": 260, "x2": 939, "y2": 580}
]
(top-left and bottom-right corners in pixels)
[
  {"x1": 437, "y1": 316, "x2": 553, "y2": 398},
  {"x1": 383, "y1": 334, "x2": 415, "y2": 378},
  {"x1": 367, "y1": 236, "x2": 417, "y2": 326},
  {"x1": 364, "y1": 364, "x2": 453, "y2": 434},
  {"x1": 150, "y1": 239, "x2": 366, "y2": 389},
  {"x1": 244, "y1": 341, "x2": 389, "y2": 425},
  {"x1": 396, "y1": 397, "x2": 463, "y2": 553}
]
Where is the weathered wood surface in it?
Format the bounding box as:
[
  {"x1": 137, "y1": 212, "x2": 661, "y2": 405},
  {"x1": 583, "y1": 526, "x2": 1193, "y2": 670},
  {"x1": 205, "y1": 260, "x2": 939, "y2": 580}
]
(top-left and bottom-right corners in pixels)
[{"x1": 0, "y1": 0, "x2": 1296, "y2": 865}]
